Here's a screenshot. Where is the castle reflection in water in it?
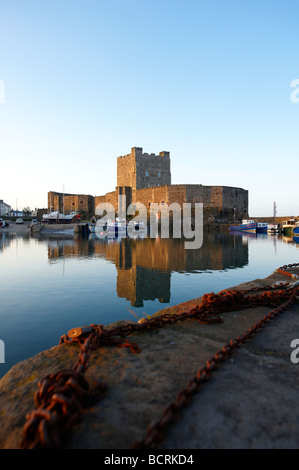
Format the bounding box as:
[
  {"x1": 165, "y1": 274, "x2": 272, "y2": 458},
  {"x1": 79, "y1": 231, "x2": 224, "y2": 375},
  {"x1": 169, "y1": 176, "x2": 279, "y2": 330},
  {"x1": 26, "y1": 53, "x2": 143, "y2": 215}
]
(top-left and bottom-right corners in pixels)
[{"x1": 45, "y1": 232, "x2": 249, "y2": 308}]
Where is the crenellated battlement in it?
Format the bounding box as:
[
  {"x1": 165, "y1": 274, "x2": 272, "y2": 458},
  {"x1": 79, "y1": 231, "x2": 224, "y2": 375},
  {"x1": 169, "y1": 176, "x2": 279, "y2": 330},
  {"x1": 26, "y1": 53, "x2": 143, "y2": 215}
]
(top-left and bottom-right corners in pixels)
[{"x1": 118, "y1": 147, "x2": 170, "y2": 160}]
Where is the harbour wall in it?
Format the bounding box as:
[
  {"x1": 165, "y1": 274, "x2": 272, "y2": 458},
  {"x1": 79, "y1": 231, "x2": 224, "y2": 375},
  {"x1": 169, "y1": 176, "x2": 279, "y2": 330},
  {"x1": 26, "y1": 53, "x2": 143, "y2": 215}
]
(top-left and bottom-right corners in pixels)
[
  {"x1": 253, "y1": 216, "x2": 298, "y2": 224},
  {"x1": 94, "y1": 184, "x2": 248, "y2": 223}
]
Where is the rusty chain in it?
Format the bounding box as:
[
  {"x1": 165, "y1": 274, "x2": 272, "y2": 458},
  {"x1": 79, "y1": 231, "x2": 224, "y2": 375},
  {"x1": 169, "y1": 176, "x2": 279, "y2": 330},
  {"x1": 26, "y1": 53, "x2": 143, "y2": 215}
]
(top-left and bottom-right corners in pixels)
[
  {"x1": 20, "y1": 325, "x2": 140, "y2": 449},
  {"x1": 20, "y1": 263, "x2": 299, "y2": 449},
  {"x1": 131, "y1": 265, "x2": 299, "y2": 448}
]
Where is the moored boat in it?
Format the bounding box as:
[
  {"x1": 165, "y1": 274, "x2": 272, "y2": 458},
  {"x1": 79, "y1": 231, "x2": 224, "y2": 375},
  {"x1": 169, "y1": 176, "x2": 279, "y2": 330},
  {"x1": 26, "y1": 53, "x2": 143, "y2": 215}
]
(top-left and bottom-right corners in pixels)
[
  {"x1": 282, "y1": 219, "x2": 297, "y2": 234},
  {"x1": 90, "y1": 218, "x2": 147, "y2": 238},
  {"x1": 293, "y1": 221, "x2": 299, "y2": 235},
  {"x1": 267, "y1": 223, "x2": 281, "y2": 234},
  {"x1": 42, "y1": 211, "x2": 80, "y2": 224},
  {"x1": 256, "y1": 222, "x2": 268, "y2": 233},
  {"x1": 229, "y1": 219, "x2": 257, "y2": 233}
]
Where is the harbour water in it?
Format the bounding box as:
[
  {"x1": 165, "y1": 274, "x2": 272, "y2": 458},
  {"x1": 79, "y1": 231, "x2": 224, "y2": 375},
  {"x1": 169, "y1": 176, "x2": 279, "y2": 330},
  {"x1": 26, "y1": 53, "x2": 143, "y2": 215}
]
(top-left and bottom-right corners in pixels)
[{"x1": 0, "y1": 230, "x2": 299, "y2": 378}]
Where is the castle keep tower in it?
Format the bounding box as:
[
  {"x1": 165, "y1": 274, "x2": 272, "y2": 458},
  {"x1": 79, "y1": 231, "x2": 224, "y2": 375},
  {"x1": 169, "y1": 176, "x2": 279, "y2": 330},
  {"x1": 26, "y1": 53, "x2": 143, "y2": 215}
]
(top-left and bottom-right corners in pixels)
[{"x1": 117, "y1": 147, "x2": 171, "y2": 191}]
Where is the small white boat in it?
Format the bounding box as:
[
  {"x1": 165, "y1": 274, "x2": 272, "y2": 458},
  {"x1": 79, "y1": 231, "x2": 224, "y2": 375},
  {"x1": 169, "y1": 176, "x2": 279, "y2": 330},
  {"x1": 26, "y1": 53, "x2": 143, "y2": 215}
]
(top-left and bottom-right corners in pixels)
[
  {"x1": 42, "y1": 211, "x2": 80, "y2": 224},
  {"x1": 90, "y1": 218, "x2": 147, "y2": 238},
  {"x1": 267, "y1": 224, "x2": 280, "y2": 234}
]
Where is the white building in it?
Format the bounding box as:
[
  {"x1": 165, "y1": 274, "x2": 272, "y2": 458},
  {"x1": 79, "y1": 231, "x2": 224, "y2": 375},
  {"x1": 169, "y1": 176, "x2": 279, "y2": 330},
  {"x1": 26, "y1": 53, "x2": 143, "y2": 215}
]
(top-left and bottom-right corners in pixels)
[
  {"x1": 0, "y1": 200, "x2": 11, "y2": 216},
  {"x1": 9, "y1": 210, "x2": 24, "y2": 217}
]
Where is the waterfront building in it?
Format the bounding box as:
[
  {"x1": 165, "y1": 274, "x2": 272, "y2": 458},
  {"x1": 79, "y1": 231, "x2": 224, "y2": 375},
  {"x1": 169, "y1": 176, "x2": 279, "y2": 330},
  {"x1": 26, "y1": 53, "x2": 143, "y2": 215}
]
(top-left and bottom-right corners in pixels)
[{"x1": 0, "y1": 200, "x2": 11, "y2": 216}]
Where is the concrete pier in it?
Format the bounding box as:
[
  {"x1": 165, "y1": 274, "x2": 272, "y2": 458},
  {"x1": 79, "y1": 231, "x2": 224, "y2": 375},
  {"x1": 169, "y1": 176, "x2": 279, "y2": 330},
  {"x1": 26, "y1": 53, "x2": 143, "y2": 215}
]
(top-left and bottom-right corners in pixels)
[{"x1": 0, "y1": 268, "x2": 298, "y2": 449}]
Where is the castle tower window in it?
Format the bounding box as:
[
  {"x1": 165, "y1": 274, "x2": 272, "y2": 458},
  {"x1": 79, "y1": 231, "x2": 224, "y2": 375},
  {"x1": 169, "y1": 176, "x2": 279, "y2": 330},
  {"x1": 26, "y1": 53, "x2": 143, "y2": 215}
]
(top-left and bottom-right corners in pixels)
[
  {"x1": 145, "y1": 170, "x2": 149, "y2": 177},
  {"x1": 80, "y1": 200, "x2": 83, "y2": 204}
]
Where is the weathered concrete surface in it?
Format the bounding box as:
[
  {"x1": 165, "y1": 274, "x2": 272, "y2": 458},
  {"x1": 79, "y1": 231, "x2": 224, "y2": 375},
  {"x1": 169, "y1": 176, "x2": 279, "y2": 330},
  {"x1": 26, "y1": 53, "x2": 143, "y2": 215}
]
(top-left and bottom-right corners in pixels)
[
  {"x1": 0, "y1": 221, "x2": 76, "y2": 236},
  {"x1": 0, "y1": 269, "x2": 298, "y2": 449}
]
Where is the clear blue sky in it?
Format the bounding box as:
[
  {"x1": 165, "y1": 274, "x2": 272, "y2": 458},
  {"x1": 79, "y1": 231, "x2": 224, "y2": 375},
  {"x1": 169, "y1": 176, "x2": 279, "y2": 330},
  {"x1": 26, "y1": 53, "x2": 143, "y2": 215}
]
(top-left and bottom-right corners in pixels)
[{"x1": 0, "y1": 0, "x2": 299, "y2": 216}]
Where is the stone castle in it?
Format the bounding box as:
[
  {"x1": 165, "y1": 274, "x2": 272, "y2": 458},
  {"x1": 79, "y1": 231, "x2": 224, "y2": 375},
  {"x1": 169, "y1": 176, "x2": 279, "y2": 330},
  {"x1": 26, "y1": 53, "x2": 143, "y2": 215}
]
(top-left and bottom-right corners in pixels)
[{"x1": 48, "y1": 147, "x2": 248, "y2": 222}]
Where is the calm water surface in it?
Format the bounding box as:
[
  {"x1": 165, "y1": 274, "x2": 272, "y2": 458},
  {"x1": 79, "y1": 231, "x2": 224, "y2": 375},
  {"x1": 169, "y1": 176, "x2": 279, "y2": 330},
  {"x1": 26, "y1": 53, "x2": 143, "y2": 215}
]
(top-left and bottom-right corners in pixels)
[{"x1": 0, "y1": 230, "x2": 299, "y2": 377}]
